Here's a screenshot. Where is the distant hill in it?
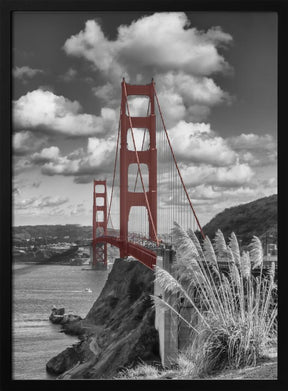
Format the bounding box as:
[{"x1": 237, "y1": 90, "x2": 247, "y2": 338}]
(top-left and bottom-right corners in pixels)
[
  {"x1": 13, "y1": 224, "x2": 92, "y2": 244},
  {"x1": 202, "y1": 194, "x2": 277, "y2": 246}
]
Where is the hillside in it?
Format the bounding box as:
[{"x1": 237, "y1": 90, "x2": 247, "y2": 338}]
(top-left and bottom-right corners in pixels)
[
  {"x1": 202, "y1": 194, "x2": 277, "y2": 246},
  {"x1": 13, "y1": 224, "x2": 92, "y2": 244}
]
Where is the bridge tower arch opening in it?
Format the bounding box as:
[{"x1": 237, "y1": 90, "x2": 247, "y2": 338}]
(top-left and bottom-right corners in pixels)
[{"x1": 128, "y1": 206, "x2": 149, "y2": 244}]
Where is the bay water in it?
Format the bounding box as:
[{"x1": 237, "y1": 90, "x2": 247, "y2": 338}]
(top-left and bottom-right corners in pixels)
[{"x1": 12, "y1": 262, "x2": 109, "y2": 380}]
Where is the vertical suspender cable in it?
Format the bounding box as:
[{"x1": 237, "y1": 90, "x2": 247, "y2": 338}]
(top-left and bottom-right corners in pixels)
[{"x1": 153, "y1": 82, "x2": 205, "y2": 240}]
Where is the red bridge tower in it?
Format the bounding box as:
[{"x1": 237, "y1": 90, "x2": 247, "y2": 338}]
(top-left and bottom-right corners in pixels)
[
  {"x1": 92, "y1": 179, "x2": 107, "y2": 269},
  {"x1": 120, "y1": 80, "x2": 157, "y2": 258}
]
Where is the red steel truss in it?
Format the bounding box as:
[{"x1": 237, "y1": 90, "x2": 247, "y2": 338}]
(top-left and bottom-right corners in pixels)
[{"x1": 92, "y1": 180, "x2": 108, "y2": 269}]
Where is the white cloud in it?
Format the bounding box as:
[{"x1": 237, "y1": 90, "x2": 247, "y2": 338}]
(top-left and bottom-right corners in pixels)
[
  {"x1": 13, "y1": 187, "x2": 21, "y2": 195},
  {"x1": 14, "y1": 195, "x2": 69, "y2": 210},
  {"x1": 228, "y1": 133, "x2": 276, "y2": 151},
  {"x1": 157, "y1": 72, "x2": 229, "y2": 106},
  {"x1": 181, "y1": 161, "x2": 254, "y2": 188},
  {"x1": 13, "y1": 65, "x2": 44, "y2": 80},
  {"x1": 211, "y1": 163, "x2": 255, "y2": 187},
  {"x1": 168, "y1": 121, "x2": 237, "y2": 166},
  {"x1": 31, "y1": 181, "x2": 41, "y2": 188},
  {"x1": 70, "y1": 203, "x2": 86, "y2": 216},
  {"x1": 64, "y1": 13, "x2": 232, "y2": 83},
  {"x1": 156, "y1": 90, "x2": 187, "y2": 127},
  {"x1": 67, "y1": 148, "x2": 85, "y2": 160},
  {"x1": 92, "y1": 82, "x2": 117, "y2": 103},
  {"x1": 41, "y1": 156, "x2": 81, "y2": 176},
  {"x1": 39, "y1": 136, "x2": 116, "y2": 179},
  {"x1": 126, "y1": 128, "x2": 150, "y2": 151},
  {"x1": 126, "y1": 96, "x2": 150, "y2": 117},
  {"x1": 63, "y1": 13, "x2": 233, "y2": 124},
  {"x1": 13, "y1": 130, "x2": 47, "y2": 155},
  {"x1": 13, "y1": 89, "x2": 117, "y2": 137},
  {"x1": 13, "y1": 157, "x2": 33, "y2": 173},
  {"x1": 14, "y1": 196, "x2": 37, "y2": 209},
  {"x1": 188, "y1": 185, "x2": 266, "y2": 210},
  {"x1": 155, "y1": 72, "x2": 230, "y2": 124},
  {"x1": 59, "y1": 67, "x2": 78, "y2": 82},
  {"x1": 260, "y1": 177, "x2": 277, "y2": 188},
  {"x1": 188, "y1": 184, "x2": 220, "y2": 200},
  {"x1": 27, "y1": 121, "x2": 262, "y2": 194},
  {"x1": 64, "y1": 19, "x2": 120, "y2": 77},
  {"x1": 37, "y1": 196, "x2": 69, "y2": 208},
  {"x1": 227, "y1": 133, "x2": 277, "y2": 166},
  {"x1": 86, "y1": 137, "x2": 116, "y2": 168},
  {"x1": 48, "y1": 207, "x2": 66, "y2": 217},
  {"x1": 31, "y1": 134, "x2": 150, "y2": 186},
  {"x1": 31, "y1": 146, "x2": 60, "y2": 163}
]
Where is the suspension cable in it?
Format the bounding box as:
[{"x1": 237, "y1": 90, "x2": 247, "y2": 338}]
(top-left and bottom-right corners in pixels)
[
  {"x1": 123, "y1": 81, "x2": 159, "y2": 245},
  {"x1": 153, "y1": 82, "x2": 205, "y2": 239},
  {"x1": 107, "y1": 114, "x2": 121, "y2": 232}
]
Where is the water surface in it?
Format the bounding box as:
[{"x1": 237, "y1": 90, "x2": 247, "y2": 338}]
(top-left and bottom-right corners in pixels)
[{"x1": 13, "y1": 262, "x2": 108, "y2": 380}]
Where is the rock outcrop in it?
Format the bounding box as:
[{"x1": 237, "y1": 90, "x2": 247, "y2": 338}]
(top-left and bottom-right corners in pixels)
[
  {"x1": 49, "y1": 306, "x2": 82, "y2": 326},
  {"x1": 46, "y1": 258, "x2": 160, "y2": 379}
]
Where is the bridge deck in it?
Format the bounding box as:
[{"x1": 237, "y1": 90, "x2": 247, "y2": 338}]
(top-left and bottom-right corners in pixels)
[
  {"x1": 91, "y1": 236, "x2": 277, "y2": 272},
  {"x1": 94, "y1": 236, "x2": 157, "y2": 269}
]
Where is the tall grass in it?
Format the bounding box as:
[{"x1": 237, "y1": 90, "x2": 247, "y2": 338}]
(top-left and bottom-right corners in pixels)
[
  {"x1": 152, "y1": 223, "x2": 277, "y2": 376},
  {"x1": 117, "y1": 362, "x2": 160, "y2": 379}
]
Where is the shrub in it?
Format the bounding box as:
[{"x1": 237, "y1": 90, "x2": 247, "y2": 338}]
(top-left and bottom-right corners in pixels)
[
  {"x1": 117, "y1": 362, "x2": 160, "y2": 379},
  {"x1": 152, "y1": 223, "x2": 277, "y2": 376}
]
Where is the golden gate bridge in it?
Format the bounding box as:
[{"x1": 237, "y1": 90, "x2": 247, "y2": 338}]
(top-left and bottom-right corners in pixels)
[{"x1": 92, "y1": 79, "x2": 205, "y2": 270}]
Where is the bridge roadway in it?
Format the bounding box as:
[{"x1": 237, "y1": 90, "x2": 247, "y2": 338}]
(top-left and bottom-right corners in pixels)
[
  {"x1": 94, "y1": 236, "x2": 157, "y2": 269},
  {"x1": 74, "y1": 236, "x2": 158, "y2": 269}
]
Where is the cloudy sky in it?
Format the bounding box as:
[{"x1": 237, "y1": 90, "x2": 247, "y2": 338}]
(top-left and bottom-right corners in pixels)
[{"x1": 12, "y1": 11, "x2": 277, "y2": 229}]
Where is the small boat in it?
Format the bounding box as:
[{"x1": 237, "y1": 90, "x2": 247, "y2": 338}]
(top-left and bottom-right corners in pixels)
[{"x1": 84, "y1": 288, "x2": 92, "y2": 293}]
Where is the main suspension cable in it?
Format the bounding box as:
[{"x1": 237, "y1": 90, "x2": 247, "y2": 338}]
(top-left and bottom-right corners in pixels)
[{"x1": 107, "y1": 114, "x2": 121, "y2": 231}]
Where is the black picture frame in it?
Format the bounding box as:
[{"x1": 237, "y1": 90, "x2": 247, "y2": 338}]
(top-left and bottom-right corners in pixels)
[{"x1": 1, "y1": 1, "x2": 286, "y2": 390}]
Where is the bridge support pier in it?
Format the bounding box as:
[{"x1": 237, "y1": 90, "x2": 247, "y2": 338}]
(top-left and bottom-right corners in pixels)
[{"x1": 154, "y1": 247, "x2": 178, "y2": 368}]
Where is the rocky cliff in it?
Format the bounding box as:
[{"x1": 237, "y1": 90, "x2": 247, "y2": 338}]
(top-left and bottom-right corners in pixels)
[{"x1": 46, "y1": 258, "x2": 160, "y2": 379}]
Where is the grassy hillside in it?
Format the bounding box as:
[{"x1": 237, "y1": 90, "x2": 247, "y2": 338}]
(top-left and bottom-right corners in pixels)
[{"x1": 202, "y1": 194, "x2": 277, "y2": 246}]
